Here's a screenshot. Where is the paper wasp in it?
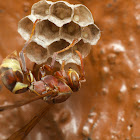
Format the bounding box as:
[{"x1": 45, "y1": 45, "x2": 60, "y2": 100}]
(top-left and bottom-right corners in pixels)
[{"x1": 0, "y1": 20, "x2": 86, "y2": 139}]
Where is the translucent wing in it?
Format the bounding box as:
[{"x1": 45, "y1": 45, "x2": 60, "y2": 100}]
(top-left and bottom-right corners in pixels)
[
  {"x1": 7, "y1": 104, "x2": 53, "y2": 140},
  {"x1": 0, "y1": 90, "x2": 57, "y2": 112}
]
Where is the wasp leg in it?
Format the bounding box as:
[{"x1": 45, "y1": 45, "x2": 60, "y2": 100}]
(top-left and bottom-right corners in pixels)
[
  {"x1": 54, "y1": 60, "x2": 67, "y2": 81},
  {"x1": 19, "y1": 19, "x2": 40, "y2": 73},
  {"x1": 61, "y1": 60, "x2": 66, "y2": 77},
  {"x1": 75, "y1": 50, "x2": 86, "y2": 82},
  {"x1": 50, "y1": 52, "x2": 58, "y2": 69},
  {"x1": 19, "y1": 52, "x2": 27, "y2": 73},
  {"x1": 51, "y1": 39, "x2": 78, "y2": 69},
  {"x1": 38, "y1": 64, "x2": 55, "y2": 79},
  {"x1": 56, "y1": 39, "x2": 78, "y2": 54},
  {"x1": 43, "y1": 64, "x2": 54, "y2": 75}
]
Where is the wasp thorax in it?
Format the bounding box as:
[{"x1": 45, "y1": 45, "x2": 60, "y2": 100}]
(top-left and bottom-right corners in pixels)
[{"x1": 18, "y1": 0, "x2": 100, "y2": 66}]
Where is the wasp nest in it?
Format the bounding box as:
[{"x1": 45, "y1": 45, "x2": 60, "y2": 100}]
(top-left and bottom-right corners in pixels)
[{"x1": 18, "y1": 0, "x2": 100, "y2": 65}]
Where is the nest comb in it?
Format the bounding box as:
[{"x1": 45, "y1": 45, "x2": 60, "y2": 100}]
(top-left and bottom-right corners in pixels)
[{"x1": 18, "y1": 0, "x2": 101, "y2": 66}]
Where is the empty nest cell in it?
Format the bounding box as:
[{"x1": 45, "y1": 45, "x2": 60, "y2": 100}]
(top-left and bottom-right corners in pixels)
[
  {"x1": 25, "y1": 42, "x2": 48, "y2": 64},
  {"x1": 73, "y1": 39, "x2": 91, "y2": 58},
  {"x1": 31, "y1": 0, "x2": 52, "y2": 19},
  {"x1": 18, "y1": 16, "x2": 34, "y2": 40},
  {"x1": 63, "y1": 39, "x2": 91, "y2": 65},
  {"x1": 81, "y1": 24, "x2": 101, "y2": 45},
  {"x1": 49, "y1": 1, "x2": 73, "y2": 27},
  {"x1": 48, "y1": 39, "x2": 71, "y2": 60},
  {"x1": 73, "y1": 4, "x2": 93, "y2": 26},
  {"x1": 60, "y1": 21, "x2": 81, "y2": 43},
  {"x1": 35, "y1": 20, "x2": 60, "y2": 46}
]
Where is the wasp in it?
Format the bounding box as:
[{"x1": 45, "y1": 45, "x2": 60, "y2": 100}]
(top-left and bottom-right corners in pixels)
[
  {"x1": 0, "y1": 47, "x2": 85, "y2": 103},
  {"x1": 0, "y1": 20, "x2": 86, "y2": 139}
]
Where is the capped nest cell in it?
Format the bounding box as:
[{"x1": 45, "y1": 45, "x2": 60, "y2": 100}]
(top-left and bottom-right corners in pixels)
[{"x1": 18, "y1": 0, "x2": 101, "y2": 65}]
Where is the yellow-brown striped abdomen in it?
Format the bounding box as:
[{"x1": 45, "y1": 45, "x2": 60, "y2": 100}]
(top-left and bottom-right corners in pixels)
[{"x1": 0, "y1": 51, "x2": 28, "y2": 93}]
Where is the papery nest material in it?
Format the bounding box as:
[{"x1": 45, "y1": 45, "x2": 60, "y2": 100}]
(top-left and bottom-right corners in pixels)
[{"x1": 18, "y1": 0, "x2": 101, "y2": 65}]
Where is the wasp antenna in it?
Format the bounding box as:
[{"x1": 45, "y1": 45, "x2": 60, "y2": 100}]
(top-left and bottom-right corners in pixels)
[
  {"x1": 21, "y1": 19, "x2": 40, "y2": 52},
  {"x1": 20, "y1": 19, "x2": 40, "y2": 72},
  {"x1": 0, "y1": 90, "x2": 57, "y2": 112}
]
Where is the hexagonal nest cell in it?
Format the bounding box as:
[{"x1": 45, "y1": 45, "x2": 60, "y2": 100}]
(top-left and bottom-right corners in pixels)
[
  {"x1": 35, "y1": 20, "x2": 60, "y2": 46},
  {"x1": 31, "y1": 0, "x2": 52, "y2": 19},
  {"x1": 73, "y1": 39, "x2": 91, "y2": 58},
  {"x1": 73, "y1": 4, "x2": 93, "y2": 26},
  {"x1": 62, "y1": 39, "x2": 91, "y2": 65},
  {"x1": 18, "y1": 16, "x2": 34, "y2": 40},
  {"x1": 25, "y1": 42, "x2": 48, "y2": 64},
  {"x1": 18, "y1": 0, "x2": 101, "y2": 66},
  {"x1": 60, "y1": 21, "x2": 81, "y2": 43},
  {"x1": 81, "y1": 24, "x2": 101, "y2": 45},
  {"x1": 49, "y1": 1, "x2": 73, "y2": 27},
  {"x1": 48, "y1": 39, "x2": 70, "y2": 60}
]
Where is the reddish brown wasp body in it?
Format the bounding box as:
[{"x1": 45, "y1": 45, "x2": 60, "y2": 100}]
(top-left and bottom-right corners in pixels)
[
  {"x1": 0, "y1": 19, "x2": 86, "y2": 139},
  {"x1": 0, "y1": 42, "x2": 85, "y2": 104}
]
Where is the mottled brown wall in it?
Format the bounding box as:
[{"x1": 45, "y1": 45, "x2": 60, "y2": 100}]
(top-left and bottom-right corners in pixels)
[{"x1": 0, "y1": 0, "x2": 140, "y2": 140}]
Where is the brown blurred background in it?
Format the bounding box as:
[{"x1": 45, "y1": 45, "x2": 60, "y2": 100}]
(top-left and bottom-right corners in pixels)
[{"x1": 0, "y1": 0, "x2": 140, "y2": 140}]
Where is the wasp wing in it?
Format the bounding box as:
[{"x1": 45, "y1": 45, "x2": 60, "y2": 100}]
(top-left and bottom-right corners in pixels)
[{"x1": 7, "y1": 104, "x2": 52, "y2": 140}]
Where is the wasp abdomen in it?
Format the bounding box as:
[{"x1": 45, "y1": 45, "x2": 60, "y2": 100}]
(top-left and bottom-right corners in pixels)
[
  {"x1": 0, "y1": 51, "x2": 28, "y2": 94},
  {"x1": 1, "y1": 69, "x2": 18, "y2": 92}
]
